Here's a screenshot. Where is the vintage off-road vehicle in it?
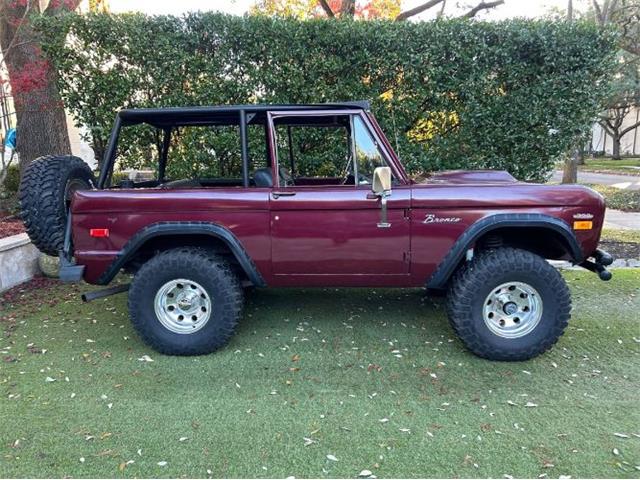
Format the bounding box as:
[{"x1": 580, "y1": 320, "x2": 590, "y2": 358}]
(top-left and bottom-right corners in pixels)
[{"x1": 19, "y1": 101, "x2": 613, "y2": 361}]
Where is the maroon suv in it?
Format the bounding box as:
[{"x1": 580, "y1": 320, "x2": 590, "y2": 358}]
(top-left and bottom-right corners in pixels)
[{"x1": 19, "y1": 101, "x2": 613, "y2": 361}]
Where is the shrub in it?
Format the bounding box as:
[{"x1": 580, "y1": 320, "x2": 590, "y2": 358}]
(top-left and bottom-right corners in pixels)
[
  {"x1": 37, "y1": 13, "x2": 617, "y2": 182},
  {"x1": 2, "y1": 164, "x2": 20, "y2": 195}
]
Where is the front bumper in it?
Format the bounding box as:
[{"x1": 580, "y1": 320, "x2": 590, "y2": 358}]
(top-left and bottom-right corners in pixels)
[{"x1": 580, "y1": 248, "x2": 614, "y2": 281}]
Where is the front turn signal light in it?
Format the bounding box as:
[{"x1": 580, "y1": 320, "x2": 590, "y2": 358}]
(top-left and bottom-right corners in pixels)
[{"x1": 573, "y1": 221, "x2": 593, "y2": 230}]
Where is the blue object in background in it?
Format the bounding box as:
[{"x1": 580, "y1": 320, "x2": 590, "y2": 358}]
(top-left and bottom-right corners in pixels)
[{"x1": 5, "y1": 128, "x2": 16, "y2": 149}]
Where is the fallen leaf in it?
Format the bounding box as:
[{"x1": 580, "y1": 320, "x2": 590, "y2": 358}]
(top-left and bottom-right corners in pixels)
[
  {"x1": 158, "y1": 461, "x2": 168, "y2": 466},
  {"x1": 358, "y1": 469, "x2": 373, "y2": 477},
  {"x1": 138, "y1": 355, "x2": 154, "y2": 362},
  {"x1": 326, "y1": 454, "x2": 338, "y2": 462},
  {"x1": 45, "y1": 377, "x2": 56, "y2": 382}
]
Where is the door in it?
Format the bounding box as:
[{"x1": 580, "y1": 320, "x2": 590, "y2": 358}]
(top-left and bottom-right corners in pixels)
[{"x1": 268, "y1": 111, "x2": 410, "y2": 280}]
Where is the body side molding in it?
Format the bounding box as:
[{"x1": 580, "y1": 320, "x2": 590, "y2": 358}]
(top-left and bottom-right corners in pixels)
[
  {"x1": 97, "y1": 221, "x2": 266, "y2": 287},
  {"x1": 426, "y1": 213, "x2": 583, "y2": 289}
]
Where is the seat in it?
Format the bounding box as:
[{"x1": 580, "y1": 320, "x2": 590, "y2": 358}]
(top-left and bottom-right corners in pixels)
[{"x1": 254, "y1": 167, "x2": 273, "y2": 187}]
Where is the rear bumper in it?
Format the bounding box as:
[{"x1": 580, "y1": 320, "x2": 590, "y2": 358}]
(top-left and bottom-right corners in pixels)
[{"x1": 580, "y1": 248, "x2": 614, "y2": 281}]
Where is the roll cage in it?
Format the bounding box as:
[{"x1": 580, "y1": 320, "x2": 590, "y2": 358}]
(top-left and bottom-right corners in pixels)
[{"x1": 96, "y1": 101, "x2": 409, "y2": 190}]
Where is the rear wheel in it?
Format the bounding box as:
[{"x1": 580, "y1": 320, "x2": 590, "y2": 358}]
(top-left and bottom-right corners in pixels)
[
  {"x1": 19, "y1": 155, "x2": 95, "y2": 256},
  {"x1": 128, "y1": 247, "x2": 244, "y2": 355},
  {"x1": 446, "y1": 247, "x2": 571, "y2": 361}
]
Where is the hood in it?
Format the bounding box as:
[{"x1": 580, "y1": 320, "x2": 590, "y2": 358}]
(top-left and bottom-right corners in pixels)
[{"x1": 422, "y1": 170, "x2": 518, "y2": 185}]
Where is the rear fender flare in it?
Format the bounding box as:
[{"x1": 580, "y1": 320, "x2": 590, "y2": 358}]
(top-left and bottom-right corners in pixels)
[
  {"x1": 97, "y1": 221, "x2": 265, "y2": 286},
  {"x1": 426, "y1": 213, "x2": 583, "y2": 289}
]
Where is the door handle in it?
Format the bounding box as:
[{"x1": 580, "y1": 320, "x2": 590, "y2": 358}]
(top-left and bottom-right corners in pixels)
[{"x1": 272, "y1": 191, "x2": 297, "y2": 199}]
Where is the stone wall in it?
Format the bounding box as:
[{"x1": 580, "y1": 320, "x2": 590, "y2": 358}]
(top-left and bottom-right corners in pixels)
[{"x1": 0, "y1": 234, "x2": 40, "y2": 293}]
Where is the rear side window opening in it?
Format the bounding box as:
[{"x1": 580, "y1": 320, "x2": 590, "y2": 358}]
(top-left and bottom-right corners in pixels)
[{"x1": 107, "y1": 122, "x2": 269, "y2": 189}]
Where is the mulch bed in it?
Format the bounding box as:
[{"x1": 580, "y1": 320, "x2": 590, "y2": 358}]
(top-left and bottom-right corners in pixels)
[
  {"x1": 0, "y1": 208, "x2": 25, "y2": 239},
  {"x1": 0, "y1": 216, "x2": 25, "y2": 239},
  {"x1": 0, "y1": 276, "x2": 62, "y2": 307},
  {"x1": 599, "y1": 239, "x2": 640, "y2": 260}
]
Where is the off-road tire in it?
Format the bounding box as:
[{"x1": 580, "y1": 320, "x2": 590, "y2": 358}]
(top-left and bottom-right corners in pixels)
[
  {"x1": 19, "y1": 155, "x2": 95, "y2": 256},
  {"x1": 446, "y1": 247, "x2": 571, "y2": 361},
  {"x1": 128, "y1": 247, "x2": 244, "y2": 356}
]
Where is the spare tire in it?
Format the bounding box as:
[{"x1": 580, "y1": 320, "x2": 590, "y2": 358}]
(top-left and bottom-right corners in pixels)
[{"x1": 19, "y1": 155, "x2": 95, "y2": 256}]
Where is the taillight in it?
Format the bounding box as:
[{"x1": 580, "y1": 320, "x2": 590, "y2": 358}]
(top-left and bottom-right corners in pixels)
[{"x1": 89, "y1": 228, "x2": 110, "y2": 238}]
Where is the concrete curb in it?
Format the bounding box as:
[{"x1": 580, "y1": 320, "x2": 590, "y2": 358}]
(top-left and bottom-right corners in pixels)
[
  {"x1": 549, "y1": 259, "x2": 640, "y2": 269},
  {"x1": 0, "y1": 233, "x2": 40, "y2": 293}
]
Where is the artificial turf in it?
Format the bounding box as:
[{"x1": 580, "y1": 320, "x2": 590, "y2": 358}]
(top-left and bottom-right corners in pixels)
[{"x1": 0, "y1": 270, "x2": 638, "y2": 478}]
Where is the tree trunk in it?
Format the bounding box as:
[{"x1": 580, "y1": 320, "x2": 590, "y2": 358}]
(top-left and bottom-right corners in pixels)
[
  {"x1": 340, "y1": 0, "x2": 356, "y2": 17},
  {"x1": 0, "y1": 0, "x2": 72, "y2": 174},
  {"x1": 562, "y1": 149, "x2": 579, "y2": 184},
  {"x1": 577, "y1": 144, "x2": 585, "y2": 165},
  {"x1": 611, "y1": 133, "x2": 621, "y2": 160}
]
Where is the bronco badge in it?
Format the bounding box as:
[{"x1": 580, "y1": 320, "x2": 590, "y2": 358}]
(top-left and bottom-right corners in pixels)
[{"x1": 423, "y1": 214, "x2": 462, "y2": 224}]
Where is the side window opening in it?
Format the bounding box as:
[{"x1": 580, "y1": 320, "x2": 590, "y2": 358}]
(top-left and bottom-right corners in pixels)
[
  {"x1": 273, "y1": 115, "x2": 354, "y2": 187},
  {"x1": 110, "y1": 122, "x2": 269, "y2": 189},
  {"x1": 352, "y1": 115, "x2": 393, "y2": 186}
]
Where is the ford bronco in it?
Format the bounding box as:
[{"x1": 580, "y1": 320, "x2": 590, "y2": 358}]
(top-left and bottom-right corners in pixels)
[{"x1": 19, "y1": 101, "x2": 613, "y2": 361}]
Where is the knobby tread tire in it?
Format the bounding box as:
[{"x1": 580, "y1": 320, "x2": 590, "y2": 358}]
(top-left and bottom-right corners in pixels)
[
  {"x1": 128, "y1": 247, "x2": 244, "y2": 356},
  {"x1": 446, "y1": 247, "x2": 571, "y2": 361},
  {"x1": 19, "y1": 155, "x2": 95, "y2": 256}
]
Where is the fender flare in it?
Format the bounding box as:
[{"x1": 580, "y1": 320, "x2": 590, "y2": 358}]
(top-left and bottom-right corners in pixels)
[
  {"x1": 426, "y1": 213, "x2": 583, "y2": 290},
  {"x1": 97, "y1": 221, "x2": 265, "y2": 287}
]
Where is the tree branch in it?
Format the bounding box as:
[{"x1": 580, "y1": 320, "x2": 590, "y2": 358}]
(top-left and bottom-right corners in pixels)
[
  {"x1": 317, "y1": 0, "x2": 335, "y2": 17},
  {"x1": 395, "y1": 0, "x2": 444, "y2": 21},
  {"x1": 592, "y1": 0, "x2": 604, "y2": 25},
  {"x1": 620, "y1": 118, "x2": 640, "y2": 137},
  {"x1": 43, "y1": 0, "x2": 82, "y2": 16},
  {"x1": 0, "y1": 0, "x2": 34, "y2": 64},
  {"x1": 461, "y1": 0, "x2": 505, "y2": 18},
  {"x1": 438, "y1": 0, "x2": 447, "y2": 17},
  {"x1": 598, "y1": 120, "x2": 614, "y2": 136}
]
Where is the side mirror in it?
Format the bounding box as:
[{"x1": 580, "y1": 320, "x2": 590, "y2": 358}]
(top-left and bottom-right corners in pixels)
[{"x1": 372, "y1": 166, "x2": 392, "y2": 196}]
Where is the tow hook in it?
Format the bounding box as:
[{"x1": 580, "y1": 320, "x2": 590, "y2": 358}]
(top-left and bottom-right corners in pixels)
[
  {"x1": 580, "y1": 248, "x2": 613, "y2": 281},
  {"x1": 81, "y1": 284, "x2": 130, "y2": 302}
]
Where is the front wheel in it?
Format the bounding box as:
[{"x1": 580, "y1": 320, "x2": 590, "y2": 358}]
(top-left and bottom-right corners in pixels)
[
  {"x1": 128, "y1": 247, "x2": 244, "y2": 355},
  {"x1": 446, "y1": 247, "x2": 571, "y2": 361}
]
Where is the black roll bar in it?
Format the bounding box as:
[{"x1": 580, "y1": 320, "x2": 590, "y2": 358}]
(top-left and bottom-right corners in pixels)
[{"x1": 239, "y1": 109, "x2": 249, "y2": 188}]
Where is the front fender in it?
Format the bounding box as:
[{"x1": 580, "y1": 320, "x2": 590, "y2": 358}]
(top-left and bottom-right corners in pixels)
[{"x1": 426, "y1": 213, "x2": 583, "y2": 289}]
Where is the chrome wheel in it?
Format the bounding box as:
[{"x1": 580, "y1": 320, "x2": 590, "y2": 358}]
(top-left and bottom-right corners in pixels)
[
  {"x1": 154, "y1": 279, "x2": 211, "y2": 334},
  {"x1": 483, "y1": 281, "x2": 543, "y2": 339}
]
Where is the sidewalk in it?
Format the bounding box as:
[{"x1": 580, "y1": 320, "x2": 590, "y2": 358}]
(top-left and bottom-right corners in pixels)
[{"x1": 604, "y1": 209, "x2": 640, "y2": 230}]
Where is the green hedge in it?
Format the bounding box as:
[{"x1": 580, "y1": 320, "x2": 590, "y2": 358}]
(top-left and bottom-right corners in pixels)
[{"x1": 38, "y1": 13, "x2": 617, "y2": 181}]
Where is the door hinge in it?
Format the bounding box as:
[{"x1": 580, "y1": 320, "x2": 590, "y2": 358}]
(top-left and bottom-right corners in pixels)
[
  {"x1": 403, "y1": 251, "x2": 411, "y2": 264},
  {"x1": 403, "y1": 208, "x2": 411, "y2": 220}
]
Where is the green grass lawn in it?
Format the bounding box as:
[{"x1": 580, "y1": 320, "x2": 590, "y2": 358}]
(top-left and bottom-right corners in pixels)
[
  {"x1": 602, "y1": 228, "x2": 640, "y2": 244},
  {"x1": 588, "y1": 184, "x2": 640, "y2": 212},
  {"x1": 580, "y1": 158, "x2": 640, "y2": 176},
  {"x1": 1, "y1": 271, "x2": 639, "y2": 478}
]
